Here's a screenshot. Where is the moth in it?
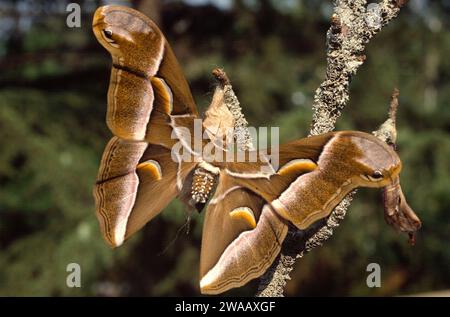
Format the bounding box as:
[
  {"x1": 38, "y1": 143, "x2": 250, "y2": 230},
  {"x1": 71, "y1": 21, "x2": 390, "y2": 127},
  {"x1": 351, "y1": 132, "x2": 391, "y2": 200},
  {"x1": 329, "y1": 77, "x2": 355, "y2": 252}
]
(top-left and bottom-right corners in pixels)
[{"x1": 92, "y1": 5, "x2": 421, "y2": 295}]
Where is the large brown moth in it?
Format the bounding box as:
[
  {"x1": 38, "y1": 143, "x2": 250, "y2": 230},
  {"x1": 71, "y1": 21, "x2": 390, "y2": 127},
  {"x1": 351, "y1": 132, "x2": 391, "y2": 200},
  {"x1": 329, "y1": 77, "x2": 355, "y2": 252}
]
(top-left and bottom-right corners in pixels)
[{"x1": 92, "y1": 5, "x2": 421, "y2": 295}]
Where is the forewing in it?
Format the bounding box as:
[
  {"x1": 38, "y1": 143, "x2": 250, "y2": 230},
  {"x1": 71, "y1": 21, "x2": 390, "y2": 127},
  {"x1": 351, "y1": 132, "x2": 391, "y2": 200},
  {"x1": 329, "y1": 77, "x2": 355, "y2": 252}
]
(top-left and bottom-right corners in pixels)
[{"x1": 98, "y1": 10, "x2": 198, "y2": 141}]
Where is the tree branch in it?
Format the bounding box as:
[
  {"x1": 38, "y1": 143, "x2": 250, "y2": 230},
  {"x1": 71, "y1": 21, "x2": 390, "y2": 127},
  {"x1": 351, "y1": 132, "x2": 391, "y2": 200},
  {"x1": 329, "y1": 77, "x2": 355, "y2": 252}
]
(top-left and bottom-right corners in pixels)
[{"x1": 256, "y1": 0, "x2": 408, "y2": 297}]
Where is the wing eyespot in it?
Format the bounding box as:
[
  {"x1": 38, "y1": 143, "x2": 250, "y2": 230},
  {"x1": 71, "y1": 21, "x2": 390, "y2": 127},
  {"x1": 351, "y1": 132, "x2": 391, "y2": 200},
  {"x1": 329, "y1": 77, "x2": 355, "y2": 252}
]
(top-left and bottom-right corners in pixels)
[
  {"x1": 367, "y1": 170, "x2": 384, "y2": 182},
  {"x1": 102, "y1": 29, "x2": 120, "y2": 48},
  {"x1": 103, "y1": 29, "x2": 113, "y2": 39}
]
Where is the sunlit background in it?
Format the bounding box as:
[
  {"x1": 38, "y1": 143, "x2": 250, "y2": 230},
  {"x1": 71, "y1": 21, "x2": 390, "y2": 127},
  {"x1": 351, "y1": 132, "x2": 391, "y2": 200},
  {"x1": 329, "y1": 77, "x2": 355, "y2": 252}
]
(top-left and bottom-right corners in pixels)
[{"x1": 0, "y1": 0, "x2": 449, "y2": 296}]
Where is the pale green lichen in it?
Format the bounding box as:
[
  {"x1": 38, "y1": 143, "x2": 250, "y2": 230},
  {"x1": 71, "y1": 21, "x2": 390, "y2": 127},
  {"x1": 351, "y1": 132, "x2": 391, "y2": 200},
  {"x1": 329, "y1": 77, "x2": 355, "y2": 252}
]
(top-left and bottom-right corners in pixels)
[
  {"x1": 311, "y1": 0, "x2": 404, "y2": 136},
  {"x1": 223, "y1": 84, "x2": 254, "y2": 151}
]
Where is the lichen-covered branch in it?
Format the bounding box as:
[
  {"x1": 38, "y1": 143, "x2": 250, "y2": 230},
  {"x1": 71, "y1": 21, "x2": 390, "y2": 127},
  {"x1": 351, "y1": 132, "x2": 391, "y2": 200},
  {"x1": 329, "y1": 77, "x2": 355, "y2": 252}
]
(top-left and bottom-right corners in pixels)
[
  {"x1": 310, "y1": 0, "x2": 407, "y2": 136},
  {"x1": 257, "y1": 0, "x2": 407, "y2": 297}
]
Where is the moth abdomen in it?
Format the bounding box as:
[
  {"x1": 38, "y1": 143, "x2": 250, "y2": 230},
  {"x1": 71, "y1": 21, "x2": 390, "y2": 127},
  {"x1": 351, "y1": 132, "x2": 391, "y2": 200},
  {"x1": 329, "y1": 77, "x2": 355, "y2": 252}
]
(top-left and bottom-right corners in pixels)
[{"x1": 191, "y1": 167, "x2": 217, "y2": 212}]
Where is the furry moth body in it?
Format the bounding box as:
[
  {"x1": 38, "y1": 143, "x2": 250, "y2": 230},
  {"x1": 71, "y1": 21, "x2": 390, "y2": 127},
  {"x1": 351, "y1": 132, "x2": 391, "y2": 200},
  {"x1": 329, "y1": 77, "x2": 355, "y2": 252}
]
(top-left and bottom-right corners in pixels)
[{"x1": 92, "y1": 5, "x2": 421, "y2": 295}]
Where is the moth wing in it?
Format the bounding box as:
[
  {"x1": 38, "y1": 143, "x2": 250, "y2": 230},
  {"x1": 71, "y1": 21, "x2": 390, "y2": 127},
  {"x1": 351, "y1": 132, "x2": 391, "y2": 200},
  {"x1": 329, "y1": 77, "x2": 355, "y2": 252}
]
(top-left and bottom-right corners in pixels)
[
  {"x1": 199, "y1": 171, "x2": 288, "y2": 294},
  {"x1": 156, "y1": 41, "x2": 198, "y2": 116},
  {"x1": 94, "y1": 137, "x2": 196, "y2": 247},
  {"x1": 141, "y1": 44, "x2": 200, "y2": 153},
  {"x1": 100, "y1": 10, "x2": 198, "y2": 141},
  {"x1": 225, "y1": 134, "x2": 335, "y2": 224},
  {"x1": 200, "y1": 204, "x2": 288, "y2": 295},
  {"x1": 199, "y1": 134, "x2": 335, "y2": 293}
]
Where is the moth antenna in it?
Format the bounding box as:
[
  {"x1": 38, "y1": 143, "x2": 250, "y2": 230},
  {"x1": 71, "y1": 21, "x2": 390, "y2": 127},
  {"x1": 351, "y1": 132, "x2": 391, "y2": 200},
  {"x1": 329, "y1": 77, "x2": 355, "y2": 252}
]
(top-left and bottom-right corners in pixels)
[
  {"x1": 157, "y1": 216, "x2": 192, "y2": 256},
  {"x1": 185, "y1": 215, "x2": 191, "y2": 235}
]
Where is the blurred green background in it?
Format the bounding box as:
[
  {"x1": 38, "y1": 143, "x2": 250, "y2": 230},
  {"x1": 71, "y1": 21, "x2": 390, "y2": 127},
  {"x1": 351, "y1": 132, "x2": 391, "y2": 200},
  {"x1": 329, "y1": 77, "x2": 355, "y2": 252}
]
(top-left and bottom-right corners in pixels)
[{"x1": 0, "y1": 0, "x2": 448, "y2": 296}]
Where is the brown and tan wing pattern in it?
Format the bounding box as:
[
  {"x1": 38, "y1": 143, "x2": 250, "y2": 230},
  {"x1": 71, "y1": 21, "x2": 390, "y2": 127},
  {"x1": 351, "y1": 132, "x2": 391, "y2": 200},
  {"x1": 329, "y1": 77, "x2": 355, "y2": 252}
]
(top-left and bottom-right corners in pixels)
[
  {"x1": 200, "y1": 172, "x2": 263, "y2": 278},
  {"x1": 225, "y1": 132, "x2": 402, "y2": 230},
  {"x1": 221, "y1": 133, "x2": 332, "y2": 204},
  {"x1": 93, "y1": 5, "x2": 202, "y2": 248},
  {"x1": 93, "y1": 5, "x2": 198, "y2": 142},
  {"x1": 199, "y1": 171, "x2": 289, "y2": 294},
  {"x1": 198, "y1": 133, "x2": 342, "y2": 293},
  {"x1": 94, "y1": 137, "x2": 196, "y2": 247},
  {"x1": 200, "y1": 205, "x2": 288, "y2": 295}
]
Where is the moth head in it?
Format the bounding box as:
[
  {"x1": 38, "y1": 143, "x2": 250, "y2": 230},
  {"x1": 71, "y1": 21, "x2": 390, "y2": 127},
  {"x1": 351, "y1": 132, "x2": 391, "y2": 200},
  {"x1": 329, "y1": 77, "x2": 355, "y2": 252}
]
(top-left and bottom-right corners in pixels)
[
  {"x1": 345, "y1": 132, "x2": 402, "y2": 188},
  {"x1": 92, "y1": 5, "x2": 164, "y2": 75}
]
